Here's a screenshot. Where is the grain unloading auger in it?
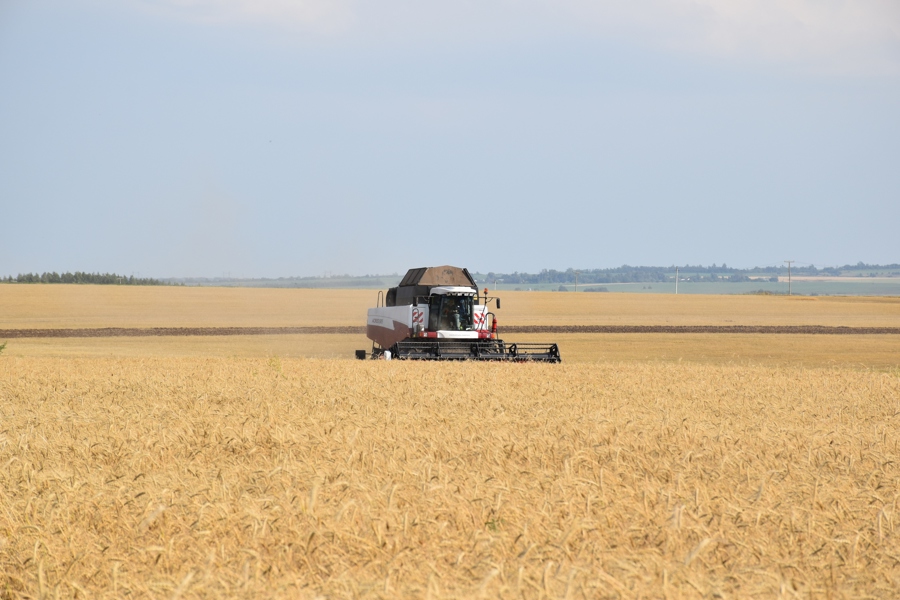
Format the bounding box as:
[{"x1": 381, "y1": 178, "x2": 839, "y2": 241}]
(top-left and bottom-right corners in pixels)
[{"x1": 356, "y1": 266, "x2": 561, "y2": 362}]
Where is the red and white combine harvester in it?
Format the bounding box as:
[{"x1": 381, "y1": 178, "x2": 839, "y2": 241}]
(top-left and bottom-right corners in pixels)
[{"x1": 356, "y1": 265, "x2": 561, "y2": 362}]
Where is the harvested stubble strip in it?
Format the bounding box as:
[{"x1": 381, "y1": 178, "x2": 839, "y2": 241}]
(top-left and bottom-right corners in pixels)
[{"x1": 1, "y1": 357, "x2": 898, "y2": 599}]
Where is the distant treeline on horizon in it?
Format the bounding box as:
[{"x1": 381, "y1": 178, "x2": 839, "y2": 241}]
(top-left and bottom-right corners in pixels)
[
  {"x1": 475, "y1": 262, "x2": 900, "y2": 285},
  {"x1": 4, "y1": 272, "x2": 169, "y2": 285},
  {"x1": 4, "y1": 262, "x2": 898, "y2": 286}
]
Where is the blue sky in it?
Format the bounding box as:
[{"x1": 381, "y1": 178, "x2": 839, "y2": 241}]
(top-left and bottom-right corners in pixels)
[{"x1": 1, "y1": 0, "x2": 898, "y2": 277}]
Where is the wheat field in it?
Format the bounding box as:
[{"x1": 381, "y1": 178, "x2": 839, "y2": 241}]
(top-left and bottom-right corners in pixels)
[
  {"x1": 1, "y1": 286, "x2": 899, "y2": 598},
  {"x1": 4, "y1": 333, "x2": 899, "y2": 369},
  {"x1": 2, "y1": 285, "x2": 897, "y2": 367},
  {"x1": 1, "y1": 286, "x2": 898, "y2": 329},
  {"x1": 2, "y1": 358, "x2": 899, "y2": 599}
]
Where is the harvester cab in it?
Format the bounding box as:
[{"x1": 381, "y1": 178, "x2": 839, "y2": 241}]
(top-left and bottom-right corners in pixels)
[{"x1": 356, "y1": 265, "x2": 560, "y2": 362}]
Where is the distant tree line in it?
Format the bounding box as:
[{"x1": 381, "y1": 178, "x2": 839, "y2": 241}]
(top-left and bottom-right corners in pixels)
[
  {"x1": 4, "y1": 272, "x2": 168, "y2": 285},
  {"x1": 474, "y1": 262, "x2": 900, "y2": 285},
  {"x1": 477, "y1": 267, "x2": 670, "y2": 285}
]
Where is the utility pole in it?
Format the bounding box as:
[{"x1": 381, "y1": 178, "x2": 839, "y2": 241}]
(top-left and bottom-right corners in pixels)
[
  {"x1": 575, "y1": 270, "x2": 579, "y2": 292},
  {"x1": 675, "y1": 267, "x2": 679, "y2": 294},
  {"x1": 784, "y1": 260, "x2": 794, "y2": 295}
]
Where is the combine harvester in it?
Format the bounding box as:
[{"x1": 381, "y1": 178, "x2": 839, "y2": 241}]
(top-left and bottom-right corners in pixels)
[{"x1": 357, "y1": 265, "x2": 561, "y2": 362}]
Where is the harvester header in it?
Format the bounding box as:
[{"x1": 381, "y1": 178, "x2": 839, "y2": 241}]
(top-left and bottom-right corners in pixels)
[{"x1": 356, "y1": 265, "x2": 561, "y2": 362}]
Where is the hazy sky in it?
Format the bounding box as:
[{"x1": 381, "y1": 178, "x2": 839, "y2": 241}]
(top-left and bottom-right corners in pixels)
[{"x1": 1, "y1": 1, "x2": 898, "y2": 277}]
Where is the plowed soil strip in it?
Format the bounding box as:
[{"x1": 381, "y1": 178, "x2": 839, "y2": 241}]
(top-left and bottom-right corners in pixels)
[
  {"x1": 0, "y1": 327, "x2": 362, "y2": 338},
  {"x1": 2, "y1": 325, "x2": 899, "y2": 339}
]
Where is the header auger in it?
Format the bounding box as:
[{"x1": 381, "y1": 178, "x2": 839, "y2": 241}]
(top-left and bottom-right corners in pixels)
[{"x1": 356, "y1": 265, "x2": 561, "y2": 362}]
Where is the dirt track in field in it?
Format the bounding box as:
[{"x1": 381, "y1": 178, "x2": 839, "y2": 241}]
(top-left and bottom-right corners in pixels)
[{"x1": 2, "y1": 325, "x2": 899, "y2": 339}]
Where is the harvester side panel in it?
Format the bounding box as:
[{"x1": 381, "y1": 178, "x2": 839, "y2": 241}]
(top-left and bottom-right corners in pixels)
[{"x1": 367, "y1": 305, "x2": 427, "y2": 349}]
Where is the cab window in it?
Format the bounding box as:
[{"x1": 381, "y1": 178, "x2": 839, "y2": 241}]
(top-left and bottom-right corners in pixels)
[{"x1": 429, "y1": 295, "x2": 474, "y2": 331}]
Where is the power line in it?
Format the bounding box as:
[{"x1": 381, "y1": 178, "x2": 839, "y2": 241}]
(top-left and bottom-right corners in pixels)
[{"x1": 784, "y1": 260, "x2": 795, "y2": 295}]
